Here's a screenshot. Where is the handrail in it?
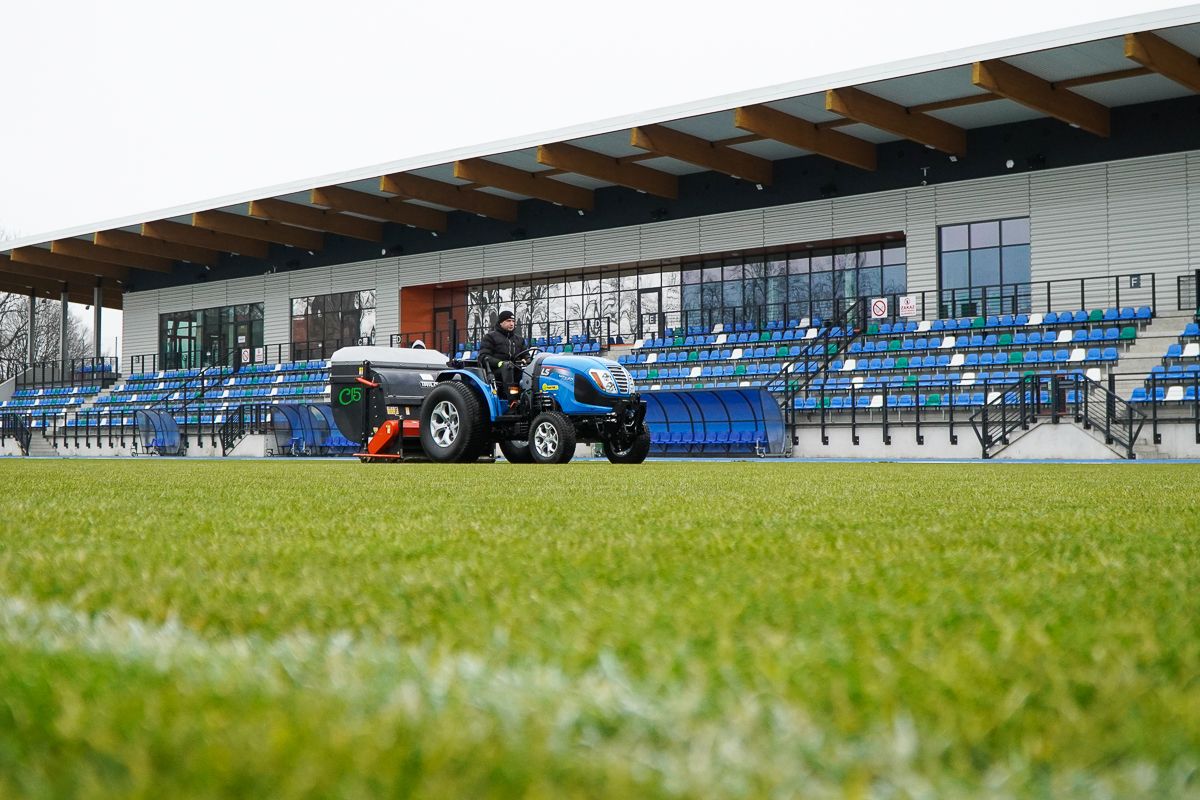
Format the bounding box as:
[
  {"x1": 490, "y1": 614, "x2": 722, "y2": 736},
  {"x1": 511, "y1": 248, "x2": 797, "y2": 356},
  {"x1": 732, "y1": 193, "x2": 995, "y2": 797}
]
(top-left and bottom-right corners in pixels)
[
  {"x1": 969, "y1": 372, "x2": 1144, "y2": 458},
  {"x1": 765, "y1": 297, "x2": 867, "y2": 449},
  {"x1": 219, "y1": 403, "x2": 272, "y2": 456},
  {"x1": 0, "y1": 412, "x2": 32, "y2": 456}
]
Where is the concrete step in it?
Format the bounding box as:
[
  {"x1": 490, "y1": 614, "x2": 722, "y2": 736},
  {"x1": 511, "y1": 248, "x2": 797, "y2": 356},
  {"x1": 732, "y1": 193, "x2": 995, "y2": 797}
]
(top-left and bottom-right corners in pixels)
[{"x1": 24, "y1": 434, "x2": 60, "y2": 457}]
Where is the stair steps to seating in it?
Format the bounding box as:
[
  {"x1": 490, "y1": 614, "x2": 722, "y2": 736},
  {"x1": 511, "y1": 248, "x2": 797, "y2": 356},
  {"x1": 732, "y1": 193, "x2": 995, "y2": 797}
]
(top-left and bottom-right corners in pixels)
[{"x1": 24, "y1": 434, "x2": 60, "y2": 457}]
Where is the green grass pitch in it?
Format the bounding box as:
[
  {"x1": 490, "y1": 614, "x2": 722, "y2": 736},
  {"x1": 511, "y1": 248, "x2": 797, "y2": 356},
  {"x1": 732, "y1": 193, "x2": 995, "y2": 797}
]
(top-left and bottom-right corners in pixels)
[{"x1": 0, "y1": 459, "x2": 1198, "y2": 798}]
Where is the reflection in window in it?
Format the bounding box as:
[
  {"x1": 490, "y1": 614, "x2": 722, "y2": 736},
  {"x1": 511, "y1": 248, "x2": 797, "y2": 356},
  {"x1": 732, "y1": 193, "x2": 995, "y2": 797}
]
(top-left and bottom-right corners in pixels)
[
  {"x1": 462, "y1": 238, "x2": 906, "y2": 341},
  {"x1": 160, "y1": 303, "x2": 264, "y2": 370},
  {"x1": 291, "y1": 290, "x2": 376, "y2": 361},
  {"x1": 938, "y1": 217, "x2": 1031, "y2": 317}
]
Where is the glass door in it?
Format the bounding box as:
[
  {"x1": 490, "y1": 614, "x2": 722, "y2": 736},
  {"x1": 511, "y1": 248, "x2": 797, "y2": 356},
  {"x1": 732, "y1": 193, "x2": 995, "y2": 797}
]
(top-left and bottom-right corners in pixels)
[{"x1": 637, "y1": 289, "x2": 661, "y2": 340}]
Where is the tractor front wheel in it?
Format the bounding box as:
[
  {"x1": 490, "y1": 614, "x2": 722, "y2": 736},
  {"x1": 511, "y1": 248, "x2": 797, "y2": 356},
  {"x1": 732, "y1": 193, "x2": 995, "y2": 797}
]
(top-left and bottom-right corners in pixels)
[
  {"x1": 420, "y1": 381, "x2": 488, "y2": 463},
  {"x1": 604, "y1": 431, "x2": 651, "y2": 464},
  {"x1": 498, "y1": 438, "x2": 534, "y2": 463},
  {"x1": 529, "y1": 411, "x2": 576, "y2": 464}
]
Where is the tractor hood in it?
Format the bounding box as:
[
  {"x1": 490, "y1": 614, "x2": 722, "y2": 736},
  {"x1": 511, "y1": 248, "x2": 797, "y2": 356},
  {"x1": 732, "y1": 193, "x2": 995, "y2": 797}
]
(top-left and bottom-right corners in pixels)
[{"x1": 538, "y1": 354, "x2": 622, "y2": 373}]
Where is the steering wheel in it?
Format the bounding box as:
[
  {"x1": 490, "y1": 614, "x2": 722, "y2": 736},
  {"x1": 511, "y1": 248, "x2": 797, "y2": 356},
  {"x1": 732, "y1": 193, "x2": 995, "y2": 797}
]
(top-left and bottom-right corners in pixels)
[{"x1": 512, "y1": 346, "x2": 540, "y2": 366}]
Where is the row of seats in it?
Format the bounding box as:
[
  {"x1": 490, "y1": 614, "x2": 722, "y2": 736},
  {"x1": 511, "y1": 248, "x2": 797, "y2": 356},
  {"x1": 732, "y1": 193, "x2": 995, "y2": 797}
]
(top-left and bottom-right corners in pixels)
[
  {"x1": 852, "y1": 327, "x2": 1135, "y2": 354},
  {"x1": 622, "y1": 344, "x2": 833, "y2": 365},
  {"x1": 812, "y1": 368, "x2": 1100, "y2": 390},
  {"x1": 650, "y1": 428, "x2": 768, "y2": 452},
  {"x1": 871, "y1": 308, "x2": 1151, "y2": 335},
  {"x1": 832, "y1": 348, "x2": 1121, "y2": 371},
  {"x1": 635, "y1": 327, "x2": 834, "y2": 350},
  {"x1": 1131, "y1": 318, "x2": 1200, "y2": 401},
  {"x1": 8, "y1": 385, "x2": 99, "y2": 399},
  {"x1": 793, "y1": 389, "x2": 1081, "y2": 410}
]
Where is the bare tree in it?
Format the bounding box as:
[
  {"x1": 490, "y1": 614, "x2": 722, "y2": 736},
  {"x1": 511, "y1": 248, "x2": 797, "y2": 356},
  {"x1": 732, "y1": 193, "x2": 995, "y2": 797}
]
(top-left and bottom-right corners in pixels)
[{"x1": 0, "y1": 225, "x2": 91, "y2": 379}]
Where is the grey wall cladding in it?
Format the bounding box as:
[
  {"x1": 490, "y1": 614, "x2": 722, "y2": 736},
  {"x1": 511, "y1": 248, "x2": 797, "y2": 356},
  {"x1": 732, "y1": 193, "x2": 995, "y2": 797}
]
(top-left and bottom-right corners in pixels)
[{"x1": 639, "y1": 219, "x2": 699, "y2": 261}]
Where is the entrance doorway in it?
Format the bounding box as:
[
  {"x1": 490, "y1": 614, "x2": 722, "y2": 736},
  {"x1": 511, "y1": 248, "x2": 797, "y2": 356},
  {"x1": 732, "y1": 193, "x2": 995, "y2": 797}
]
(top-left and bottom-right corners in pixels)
[{"x1": 637, "y1": 289, "x2": 662, "y2": 340}]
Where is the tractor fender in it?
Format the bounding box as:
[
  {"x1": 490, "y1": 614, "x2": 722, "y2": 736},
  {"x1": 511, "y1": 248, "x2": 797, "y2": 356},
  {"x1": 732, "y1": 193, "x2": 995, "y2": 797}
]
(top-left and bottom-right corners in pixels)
[{"x1": 435, "y1": 369, "x2": 504, "y2": 422}]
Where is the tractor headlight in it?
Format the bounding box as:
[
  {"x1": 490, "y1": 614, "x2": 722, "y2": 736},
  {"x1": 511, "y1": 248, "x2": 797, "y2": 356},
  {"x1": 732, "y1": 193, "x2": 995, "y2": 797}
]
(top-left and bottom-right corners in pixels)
[{"x1": 588, "y1": 368, "x2": 618, "y2": 394}]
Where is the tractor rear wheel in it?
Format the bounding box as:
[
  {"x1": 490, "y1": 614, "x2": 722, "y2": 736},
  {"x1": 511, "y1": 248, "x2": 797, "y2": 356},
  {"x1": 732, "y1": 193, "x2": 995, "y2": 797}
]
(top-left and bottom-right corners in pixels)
[
  {"x1": 498, "y1": 439, "x2": 534, "y2": 463},
  {"x1": 605, "y1": 432, "x2": 651, "y2": 464},
  {"x1": 529, "y1": 411, "x2": 576, "y2": 464},
  {"x1": 420, "y1": 381, "x2": 487, "y2": 463}
]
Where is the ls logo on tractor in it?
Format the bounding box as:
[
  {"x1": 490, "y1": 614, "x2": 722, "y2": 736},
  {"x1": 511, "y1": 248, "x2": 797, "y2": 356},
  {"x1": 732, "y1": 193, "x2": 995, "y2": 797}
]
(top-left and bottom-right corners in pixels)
[{"x1": 337, "y1": 387, "x2": 363, "y2": 406}]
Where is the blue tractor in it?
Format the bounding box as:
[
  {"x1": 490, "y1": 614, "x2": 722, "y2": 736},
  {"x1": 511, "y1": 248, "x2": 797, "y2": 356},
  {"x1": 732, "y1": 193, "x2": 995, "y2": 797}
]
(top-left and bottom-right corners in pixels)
[
  {"x1": 328, "y1": 345, "x2": 649, "y2": 464},
  {"x1": 420, "y1": 346, "x2": 649, "y2": 464}
]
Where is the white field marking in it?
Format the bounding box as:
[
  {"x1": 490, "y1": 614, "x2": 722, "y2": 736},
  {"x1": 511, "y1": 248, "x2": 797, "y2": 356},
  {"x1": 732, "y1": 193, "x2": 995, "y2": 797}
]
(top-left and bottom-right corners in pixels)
[
  {"x1": 0, "y1": 595, "x2": 1181, "y2": 796},
  {"x1": 0, "y1": 594, "x2": 953, "y2": 797}
]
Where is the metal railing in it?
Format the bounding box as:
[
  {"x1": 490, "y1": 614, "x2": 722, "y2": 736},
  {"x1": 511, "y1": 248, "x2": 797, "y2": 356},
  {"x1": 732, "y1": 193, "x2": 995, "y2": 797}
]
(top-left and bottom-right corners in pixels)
[
  {"x1": 11, "y1": 357, "x2": 120, "y2": 389},
  {"x1": 0, "y1": 413, "x2": 32, "y2": 455},
  {"x1": 219, "y1": 404, "x2": 272, "y2": 456},
  {"x1": 767, "y1": 297, "x2": 867, "y2": 443},
  {"x1": 875, "y1": 273, "x2": 1157, "y2": 323},
  {"x1": 1177, "y1": 271, "x2": 1198, "y2": 313},
  {"x1": 47, "y1": 408, "x2": 137, "y2": 452},
  {"x1": 969, "y1": 373, "x2": 1143, "y2": 458}
]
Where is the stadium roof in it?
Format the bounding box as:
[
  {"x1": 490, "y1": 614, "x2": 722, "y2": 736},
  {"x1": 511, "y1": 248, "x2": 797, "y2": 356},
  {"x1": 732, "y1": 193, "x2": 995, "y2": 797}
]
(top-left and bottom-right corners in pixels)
[{"x1": 5, "y1": 4, "x2": 1200, "y2": 310}]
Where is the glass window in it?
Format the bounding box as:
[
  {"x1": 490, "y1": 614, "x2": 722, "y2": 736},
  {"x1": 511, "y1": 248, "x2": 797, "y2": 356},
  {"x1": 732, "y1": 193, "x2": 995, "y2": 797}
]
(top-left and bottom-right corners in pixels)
[
  {"x1": 289, "y1": 290, "x2": 376, "y2": 359},
  {"x1": 882, "y1": 243, "x2": 906, "y2": 265},
  {"x1": 723, "y1": 280, "x2": 742, "y2": 309},
  {"x1": 970, "y1": 248, "x2": 1001, "y2": 288},
  {"x1": 1002, "y1": 217, "x2": 1030, "y2": 245},
  {"x1": 857, "y1": 246, "x2": 881, "y2": 268},
  {"x1": 940, "y1": 225, "x2": 969, "y2": 252},
  {"x1": 857, "y1": 267, "x2": 882, "y2": 297},
  {"x1": 939, "y1": 217, "x2": 1030, "y2": 314},
  {"x1": 1002, "y1": 244, "x2": 1031, "y2": 285},
  {"x1": 788, "y1": 253, "x2": 810, "y2": 274},
  {"x1": 969, "y1": 221, "x2": 1000, "y2": 249},
  {"x1": 941, "y1": 251, "x2": 969, "y2": 289},
  {"x1": 811, "y1": 250, "x2": 833, "y2": 272},
  {"x1": 160, "y1": 302, "x2": 264, "y2": 369}
]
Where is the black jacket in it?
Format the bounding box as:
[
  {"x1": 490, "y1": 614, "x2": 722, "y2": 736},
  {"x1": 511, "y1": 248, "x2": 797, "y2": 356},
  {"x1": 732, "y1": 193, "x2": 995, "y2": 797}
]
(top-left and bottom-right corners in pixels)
[{"x1": 477, "y1": 324, "x2": 526, "y2": 366}]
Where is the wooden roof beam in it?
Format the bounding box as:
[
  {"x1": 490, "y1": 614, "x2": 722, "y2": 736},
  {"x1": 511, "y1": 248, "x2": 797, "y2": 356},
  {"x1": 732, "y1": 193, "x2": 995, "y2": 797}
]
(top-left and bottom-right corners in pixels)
[
  {"x1": 192, "y1": 210, "x2": 324, "y2": 251},
  {"x1": 536, "y1": 142, "x2": 678, "y2": 198},
  {"x1": 825, "y1": 86, "x2": 967, "y2": 155},
  {"x1": 9, "y1": 247, "x2": 130, "y2": 281},
  {"x1": 50, "y1": 238, "x2": 174, "y2": 273},
  {"x1": 309, "y1": 186, "x2": 449, "y2": 231},
  {"x1": 1125, "y1": 31, "x2": 1200, "y2": 93},
  {"x1": 95, "y1": 229, "x2": 220, "y2": 266},
  {"x1": 0, "y1": 254, "x2": 123, "y2": 293},
  {"x1": 630, "y1": 124, "x2": 772, "y2": 185},
  {"x1": 733, "y1": 105, "x2": 877, "y2": 171},
  {"x1": 142, "y1": 220, "x2": 270, "y2": 259},
  {"x1": 973, "y1": 59, "x2": 1110, "y2": 137},
  {"x1": 249, "y1": 198, "x2": 384, "y2": 242},
  {"x1": 379, "y1": 173, "x2": 519, "y2": 221},
  {"x1": 452, "y1": 159, "x2": 594, "y2": 210}
]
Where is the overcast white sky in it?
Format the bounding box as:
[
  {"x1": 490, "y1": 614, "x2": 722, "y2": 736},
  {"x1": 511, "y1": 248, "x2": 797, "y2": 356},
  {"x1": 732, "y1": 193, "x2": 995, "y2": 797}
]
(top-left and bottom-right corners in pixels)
[{"x1": 1, "y1": 0, "x2": 1194, "y2": 354}]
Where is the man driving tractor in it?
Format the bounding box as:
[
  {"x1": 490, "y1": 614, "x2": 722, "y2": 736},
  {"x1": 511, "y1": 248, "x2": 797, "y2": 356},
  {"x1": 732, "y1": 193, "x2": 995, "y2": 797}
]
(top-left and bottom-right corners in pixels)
[{"x1": 477, "y1": 310, "x2": 527, "y2": 398}]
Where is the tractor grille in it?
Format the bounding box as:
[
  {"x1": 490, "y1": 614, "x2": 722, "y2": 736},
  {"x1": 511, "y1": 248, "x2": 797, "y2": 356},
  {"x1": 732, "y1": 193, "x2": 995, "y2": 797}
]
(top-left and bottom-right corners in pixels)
[{"x1": 610, "y1": 365, "x2": 633, "y2": 394}]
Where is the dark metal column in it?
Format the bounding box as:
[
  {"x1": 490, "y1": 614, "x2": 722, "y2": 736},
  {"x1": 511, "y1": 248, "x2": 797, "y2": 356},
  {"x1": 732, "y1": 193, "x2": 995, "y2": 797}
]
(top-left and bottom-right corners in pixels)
[
  {"x1": 60, "y1": 288, "x2": 70, "y2": 364},
  {"x1": 26, "y1": 290, "x2": 36, "y2": 366},
  {"x1": 92, "y1": 284, "x2": 103, "y2": 358}
]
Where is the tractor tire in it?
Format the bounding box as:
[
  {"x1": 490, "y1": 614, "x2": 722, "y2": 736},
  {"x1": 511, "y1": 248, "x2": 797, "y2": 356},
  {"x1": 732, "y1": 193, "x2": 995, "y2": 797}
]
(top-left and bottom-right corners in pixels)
[
  {"x1": 529, "y1": 411, "x2": 576, "y2": 464},
  {"x1": 498, "y1": 439, "x2": 534, "y2": 463},
  {"x1": 605, "y1": 432, "x2": 651, "y2": 464},
  {"x1": 420, "y1": 381, "x2": 487, "y2": 463}
]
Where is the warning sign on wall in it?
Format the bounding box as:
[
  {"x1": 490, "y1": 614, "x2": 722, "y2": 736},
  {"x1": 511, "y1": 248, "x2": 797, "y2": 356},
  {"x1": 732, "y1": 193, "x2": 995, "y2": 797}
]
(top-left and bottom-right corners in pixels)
[
  {"x1": 899, "y1": 295, "x2": 918, "y2": 317},
  {"x1": 870, "y1": 297, "x2": 889, "y2": 319}
]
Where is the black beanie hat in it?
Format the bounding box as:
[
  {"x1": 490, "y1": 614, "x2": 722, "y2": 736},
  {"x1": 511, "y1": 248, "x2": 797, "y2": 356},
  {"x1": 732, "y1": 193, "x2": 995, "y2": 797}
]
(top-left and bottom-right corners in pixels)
[{"x1": 498, "y1": 310, "x2": 515, "y2": 323}]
